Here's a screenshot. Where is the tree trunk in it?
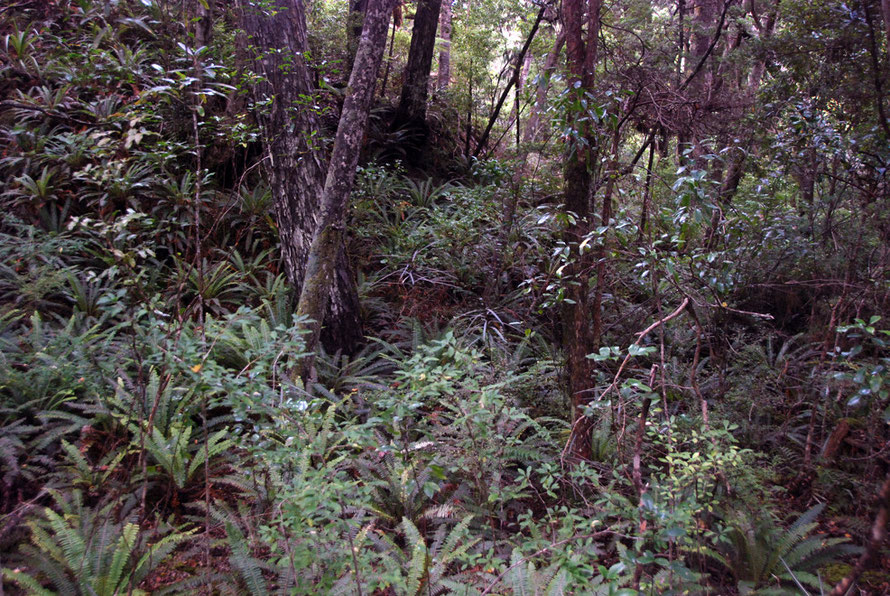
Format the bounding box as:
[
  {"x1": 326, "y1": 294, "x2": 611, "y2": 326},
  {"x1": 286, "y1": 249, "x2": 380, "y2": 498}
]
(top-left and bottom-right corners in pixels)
[
  {"x1": 195, "y1": 0, "x2": 213, "y2": 48},
  {"x1": 296, "y1": 0, "x2": 395, "y2": 378},
  {"x1": 882, "y1": 0, "x2": 890, "y2": 55},
  {"x1": 473, "y1": 6, "x2": 545, "y2": 157},
  {"x1": 346, "y1": 0, "x2": 369, "y2": 77},
  {"x1": 638, "y1": 133, "x2": 655, "y2": 240},
  {"x1": 438, "y1": 0, "x2": 452, "y2": 90},
  {"x1": 524, "y1": 28, "x2": 565, "y2": 145},
  {"x1": 379, "y1": 9, "x2": 398, "y2": 99},
  {"x1": 241, "y1": 0, "x2": 362, "y2": 355},
  {"x1": 241, "y1": 0, "x2": 325, "y2": 292},
  {"x1": 590, "y1": 126, "x2": 620, "y2": 349},
  {"x1": 829, "y1": 472, "x2": 890, "y2": 596},
  {"x1": 562, "y1": 0, "x2": 601, "y2": 461},
  {"x1": 393, "y1": 0, "x2": 443, "y2": 135}
]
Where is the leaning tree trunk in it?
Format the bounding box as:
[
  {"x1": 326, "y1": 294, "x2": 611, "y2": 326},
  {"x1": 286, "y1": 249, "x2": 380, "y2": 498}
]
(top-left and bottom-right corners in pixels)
[
  {"x1": 240, "y1": 0, "x2": 362, "y2": 354},
  {"x1": 829, "y1": 472, "x2": 890, "y2": 596},
  {"x1": 472, "y1": 6, "x2": 544, "y2": 158},
  {"x1": 393, "y1": 0, "x2": 443, "y2": 134},
  {"x1": 296, "y1": 0, "x2": 396, "y2": 379}
]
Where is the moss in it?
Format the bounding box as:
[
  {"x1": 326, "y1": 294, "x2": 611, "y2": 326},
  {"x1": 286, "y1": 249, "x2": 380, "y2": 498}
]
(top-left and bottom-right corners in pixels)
[{"x1": 820, "y1": 563, "x2": 852, "y2": 585}]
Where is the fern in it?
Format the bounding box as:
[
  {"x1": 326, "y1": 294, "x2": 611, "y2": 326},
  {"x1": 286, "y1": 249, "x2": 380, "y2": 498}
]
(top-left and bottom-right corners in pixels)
[
  {"x1": 403, "y1": 518, "x2": 429, "y2": 596},
  {"x1": 719, "y1": 504, "x2": 859, "y2": 594},
  {"x1": 224, "y1": 520, "x2": 270, "y2": 596},
  {"x1": 1, "y1": 567, "x2": 56, "y2": 595},
  {"x1": 8, "y1": 490, "x2": 192, "y2": 595},
  {"x1": 128, "y1": 419, "x2": 233, "y2": 490}
]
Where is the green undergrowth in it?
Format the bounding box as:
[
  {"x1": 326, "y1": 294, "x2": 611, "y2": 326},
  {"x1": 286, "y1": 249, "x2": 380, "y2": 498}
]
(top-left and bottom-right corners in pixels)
[{"x1": 2, "y1": 1, "x2": 888, "y2": 594}]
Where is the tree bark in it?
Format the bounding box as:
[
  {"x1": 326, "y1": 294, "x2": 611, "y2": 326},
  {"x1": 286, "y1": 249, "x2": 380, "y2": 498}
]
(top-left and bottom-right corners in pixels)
[
  {"x1": 195, "y1": 0, "x2": 213, "y2": 48},
  {"x1": 393, "y1": 0, "x2": 443, "y2": 135},
  {"x1": 562, "y1": 0, "x2": 601, "y2": 461},
  {"x1": 347, "y1": 0, "x2": 369, "y2": 77},
  {"x1": 438, "y1": 0, "x2": 452, "y2": 90},
  {"x1": 241, "y1": 0, "x2": 325, "y2": 294},
  {"x1": 379, "y1": 9, "x2": 398, "y2": 99},
  {"x1": 524, "y1": 28, "x2": 565, "y2": 145},
  {"x1": 638, "y1": 132, "x2": 655, "y2": 240},
  {"x1": 241, "y1": 0, "x2": 362, "y2": 355},
  {"x1": 881, "y1": 0, "x2": 890, "y2": 55},
  {"x1": 296, "y1": 0, "x2": 395, "y2": 378}
]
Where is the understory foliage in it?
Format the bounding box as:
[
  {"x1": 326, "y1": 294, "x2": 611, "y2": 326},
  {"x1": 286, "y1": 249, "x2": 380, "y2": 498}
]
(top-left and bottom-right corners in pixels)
[{"x1": 1, "y1": 0, "x2": 889, "y2": 595}]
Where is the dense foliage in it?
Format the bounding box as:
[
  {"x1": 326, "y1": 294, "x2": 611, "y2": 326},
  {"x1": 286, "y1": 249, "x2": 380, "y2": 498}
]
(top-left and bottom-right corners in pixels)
[{"x1": 1, "y1": 0, "x2": 888, "y2": 594}]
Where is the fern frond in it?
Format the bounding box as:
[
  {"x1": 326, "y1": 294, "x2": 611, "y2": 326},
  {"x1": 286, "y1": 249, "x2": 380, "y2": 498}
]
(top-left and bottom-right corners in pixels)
[
  {"x1": 766, "y1": 504, "x2": 824, "y2": 573},
  {"x1": 436, "y1": 515, "x2": 474, "y2": 567},
  {"x1": 544, "y1": 566, "x2": 568, "y2": 596},
  {"x1": 131, "y1": 530, "x2": 194, "y2": 585},
  {"x1": 2, "y1": 567, "x2": 56, "y2": 596},
  {"x1": 439, "y1": 577, "x2": 482, "y2": 595},
  {"x1": 225, "y1": 521, "x2": 269, "y2": 596},
  {"x1": 508, "y1": 548, "x2": 531, "y2": 596},
  {"x1": 402, "y1": 517, "x2": 429, "y2": 596},
  {"x1": 104, "y1": 522, "x2": 138, "y2": 595},
  {"x1": 44, "y1": 508, "x2": 87, "y2": 571}
]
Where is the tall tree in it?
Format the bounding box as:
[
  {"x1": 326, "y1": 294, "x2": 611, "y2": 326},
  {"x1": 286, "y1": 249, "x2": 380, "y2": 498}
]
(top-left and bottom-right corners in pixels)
[
  {"x1": 194, "y1": 0, "x2": 213, "y2": 48},
  {"x1": 562, "y1": 0, "x2": 601, "y2": 460},
  {"x1": 296, "y1": 0, "x2": 396, "y2": 376},
  {"x1": 473, "y1": 5, "x2": 545, "y2": 157},
  {"x1": 241, "y1": 0, "x2": 362, "y2": 353},
  {"x1": 883, "y1": 0, "x2": 890, "y2": 51},
  {"x1": 393, "y1": 0, "x2": 444, "y2": 134},
  {"x1": 438, "y1": 0, "x2": 453, "y2": 90},
  {"x1": 346, "y1": 0, "x2": 369, "y2": 76},
  {"x1": 523, "y1": 27, "x2": 565, "y2": 145}
]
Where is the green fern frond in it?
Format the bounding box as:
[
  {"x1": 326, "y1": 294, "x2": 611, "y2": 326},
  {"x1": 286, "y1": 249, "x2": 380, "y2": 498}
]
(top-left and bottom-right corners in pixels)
[
  {"x1": 2, "y1": 567, "x2": 56, "y2": 596},
  {"x1": 436, "y1": 515, "x2": 474, "y2": 567},
  {"x1": 439, "y1": 577, "x2": 482, "y2": 595},
  {"x1": 766, "y1": 504, "x2": 824, "y2": 573},
  {"x1": 508, "y1": 548, "x2": 531, "y2": 596},
  {"x1": 44, "y1": 508, "x2": 88, "y2": 571},
  {"x1": 101, "y1": 522, "x2": 138, "y2": 595},
  {"x1": 405, "y1": 537, "x2": 429, "y2": 596},
  {"x1": 131, "y1": 530, "x2": 194, "y2": 586},
  {"x1": 225, "y1": 521, "x2": 269, "y2": 596}
]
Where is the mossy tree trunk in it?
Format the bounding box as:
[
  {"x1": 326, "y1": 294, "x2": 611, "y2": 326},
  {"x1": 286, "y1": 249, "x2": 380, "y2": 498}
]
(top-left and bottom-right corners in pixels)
[
  {"x1": 295, "y1": 0, "x2": 396, "y2": 378},
  {"x1": 241, "y1": 0, "x2": 363, "y2": 354},
  {"x1": 346, "y1": 0, "x2": 369, "y2": 78}
]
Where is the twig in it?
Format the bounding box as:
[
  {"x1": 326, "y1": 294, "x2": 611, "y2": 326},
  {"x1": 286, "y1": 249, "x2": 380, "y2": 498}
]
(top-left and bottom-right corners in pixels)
[
  {"x1": 634, "y1": 296, "x2": 690, "y2": 342},
  {"x1": 562, "y1": 297, "x2": 689, "y2": 462}
]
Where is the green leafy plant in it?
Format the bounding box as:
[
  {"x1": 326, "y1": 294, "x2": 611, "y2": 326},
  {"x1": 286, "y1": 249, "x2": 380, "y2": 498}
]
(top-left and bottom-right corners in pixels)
[
  {"x1": 129, "y1": 420, "x2": 234, "y2": 491},
  {"x1": 717, "y1": 503, "x2": 858, "y2": 594},
  {"x1": 2, "y1": 490, "x2": 191, "y2": 596}
]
